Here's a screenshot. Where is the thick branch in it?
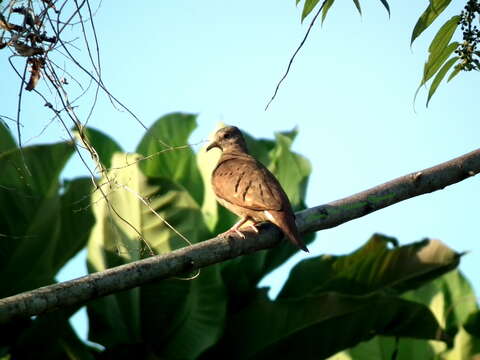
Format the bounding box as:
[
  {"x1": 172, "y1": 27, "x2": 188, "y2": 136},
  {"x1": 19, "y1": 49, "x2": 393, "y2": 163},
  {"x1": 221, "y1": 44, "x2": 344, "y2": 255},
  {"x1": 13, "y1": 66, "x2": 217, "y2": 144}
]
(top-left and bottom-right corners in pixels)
[{"x1": 0, "y1": 148, "x2": 479, "y2": 323}]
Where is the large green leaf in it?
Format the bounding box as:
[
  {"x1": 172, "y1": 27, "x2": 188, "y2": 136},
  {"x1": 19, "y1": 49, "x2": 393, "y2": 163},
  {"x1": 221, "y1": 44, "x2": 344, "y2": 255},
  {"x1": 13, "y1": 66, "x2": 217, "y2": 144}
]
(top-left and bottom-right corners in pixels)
[
  {"x1": 136, "y1": 112, "x2": 204, "y2": 205},
  {"x1": 330, "y1": 270, "x2": 480, "y2": 359},
  {"x1": 201, "y1": 290, "x2": 447, "y2": 359},
  {"x1": 0, "y1": 122, "x2": 16, "y2": 153},
  {"x1": 141, "y1": 265, "x2": 226, "y2": 360},
  {"x1": 411, "y1": 0, "x2": 454, "y2": 45},
  {"x1": 0, "y1": 142, "x2": 79, "y2": 296},
  {"x1": 279, "y1": 234, "x2": 461, "y2": 299},
  {"x1": 87, "y1": 152, "x2": 214, "y2": 352}
]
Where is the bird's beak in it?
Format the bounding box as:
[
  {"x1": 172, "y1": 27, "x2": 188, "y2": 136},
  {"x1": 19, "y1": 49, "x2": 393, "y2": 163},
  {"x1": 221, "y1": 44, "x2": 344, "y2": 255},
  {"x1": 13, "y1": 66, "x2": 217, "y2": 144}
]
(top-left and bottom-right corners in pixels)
[{"x1": 206, "y1": 141, "x2": 220, "y2": 152}]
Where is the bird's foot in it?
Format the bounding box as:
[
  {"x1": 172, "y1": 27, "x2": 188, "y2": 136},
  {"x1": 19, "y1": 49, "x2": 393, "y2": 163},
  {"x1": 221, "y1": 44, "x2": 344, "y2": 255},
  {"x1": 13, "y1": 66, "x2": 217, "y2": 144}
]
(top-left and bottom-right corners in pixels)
[{"x1": 219, "y1": 227, "x2": 246, "y2": 239}]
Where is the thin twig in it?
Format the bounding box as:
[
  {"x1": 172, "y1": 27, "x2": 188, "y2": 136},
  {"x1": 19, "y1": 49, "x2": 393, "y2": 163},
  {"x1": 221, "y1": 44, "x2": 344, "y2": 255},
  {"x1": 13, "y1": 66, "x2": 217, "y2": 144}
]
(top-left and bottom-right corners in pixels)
[{"x1": 265, "y1": 0, "x2": 327, "y2": 110}]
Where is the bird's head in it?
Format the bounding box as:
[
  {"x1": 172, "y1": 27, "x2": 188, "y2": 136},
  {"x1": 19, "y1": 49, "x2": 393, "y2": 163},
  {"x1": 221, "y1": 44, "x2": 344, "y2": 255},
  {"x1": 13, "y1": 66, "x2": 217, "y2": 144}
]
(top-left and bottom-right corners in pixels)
[{"x1": 206, "y1": 126, "x2": 248, "y2": 153}]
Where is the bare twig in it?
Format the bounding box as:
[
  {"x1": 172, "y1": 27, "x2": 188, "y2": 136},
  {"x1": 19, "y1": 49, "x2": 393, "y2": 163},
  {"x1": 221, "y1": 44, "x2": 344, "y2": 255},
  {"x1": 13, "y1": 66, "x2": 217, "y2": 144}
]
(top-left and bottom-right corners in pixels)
[
  {"x1": 0, "y1": 148, "x2": 479, "y2": 323},
  {"x1": 265, "y1": 0, "x2": 327, "y2": 110}
]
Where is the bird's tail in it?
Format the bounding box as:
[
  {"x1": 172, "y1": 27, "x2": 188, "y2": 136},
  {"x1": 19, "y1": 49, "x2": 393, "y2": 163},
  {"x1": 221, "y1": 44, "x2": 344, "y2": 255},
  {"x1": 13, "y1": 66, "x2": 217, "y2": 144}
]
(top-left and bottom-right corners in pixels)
[{"x1": 269, "y1": 210, "x2": 309, "y2": 252}]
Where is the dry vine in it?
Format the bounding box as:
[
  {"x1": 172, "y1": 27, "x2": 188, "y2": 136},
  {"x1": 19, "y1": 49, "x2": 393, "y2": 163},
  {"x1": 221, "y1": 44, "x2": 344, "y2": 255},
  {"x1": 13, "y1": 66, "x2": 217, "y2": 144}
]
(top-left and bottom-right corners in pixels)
[{"x1": 0, "y1": 0, "x2": 195, "y2": 257}]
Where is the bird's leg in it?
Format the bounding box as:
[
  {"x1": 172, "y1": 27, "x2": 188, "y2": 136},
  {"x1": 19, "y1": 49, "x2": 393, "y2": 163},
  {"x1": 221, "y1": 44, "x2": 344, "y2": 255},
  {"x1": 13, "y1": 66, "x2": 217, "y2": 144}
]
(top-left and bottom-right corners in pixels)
[{"x1": 219, "y1": 217, "x2": 250, "y2": 239}]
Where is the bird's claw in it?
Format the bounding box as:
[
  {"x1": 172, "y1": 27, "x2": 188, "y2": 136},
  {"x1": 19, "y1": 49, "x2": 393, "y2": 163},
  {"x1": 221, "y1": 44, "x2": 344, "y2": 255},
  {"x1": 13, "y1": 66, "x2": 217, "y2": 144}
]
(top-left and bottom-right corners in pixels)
[{"x1": 219, "y1": 228, "x2": 246, "y2": 239}]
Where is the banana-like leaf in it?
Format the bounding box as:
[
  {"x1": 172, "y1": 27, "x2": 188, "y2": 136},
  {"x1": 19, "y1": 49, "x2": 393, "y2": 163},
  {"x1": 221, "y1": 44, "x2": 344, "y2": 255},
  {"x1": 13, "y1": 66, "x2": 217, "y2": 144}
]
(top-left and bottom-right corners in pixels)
[
  {"x1": 0, "y1": 142, "x2": 81, "y2": 297},
  {"x1": 141, "y1": 265, "x2": 226, "y2": 359},
  {"x1": 136, "y1": 112, "x2": 204, "y2": 205},
  {"x1": 329, "y1": 270, "x2": 480, "y2": 359},
  {"x1": 87, "y1": 152, "x2": 221, "y2": 359},
  {"x1": 411, "y1": 0, "x2": 454, "y2": 45},
  {"x1": 278, "y1": 234, "x2": 461, "y2": 299},
  {"x1": 200, "y1": 290, "x2": 447, "y2": 359}
]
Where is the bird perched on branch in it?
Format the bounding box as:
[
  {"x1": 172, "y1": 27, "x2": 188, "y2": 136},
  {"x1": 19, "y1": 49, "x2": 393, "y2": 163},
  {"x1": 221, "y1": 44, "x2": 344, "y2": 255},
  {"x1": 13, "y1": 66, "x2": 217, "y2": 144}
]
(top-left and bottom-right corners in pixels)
[{"x1": 206, "y1": 126, "x2": 309, "y2": 252}]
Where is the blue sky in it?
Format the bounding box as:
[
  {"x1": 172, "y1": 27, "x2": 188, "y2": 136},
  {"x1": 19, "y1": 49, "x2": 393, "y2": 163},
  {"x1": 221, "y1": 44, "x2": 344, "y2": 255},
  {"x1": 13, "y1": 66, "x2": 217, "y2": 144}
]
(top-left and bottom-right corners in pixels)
[{"x1": 1, "y1": 0, "x2": 479, "y2": 343}]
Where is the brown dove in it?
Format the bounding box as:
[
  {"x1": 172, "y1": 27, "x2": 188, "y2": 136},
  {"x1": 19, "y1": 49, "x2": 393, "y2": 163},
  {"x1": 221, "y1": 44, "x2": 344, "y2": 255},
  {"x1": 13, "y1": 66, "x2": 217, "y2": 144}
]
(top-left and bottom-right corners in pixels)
[{"x1": 206, "y1": 126, "x2": 309, "y2": 252}]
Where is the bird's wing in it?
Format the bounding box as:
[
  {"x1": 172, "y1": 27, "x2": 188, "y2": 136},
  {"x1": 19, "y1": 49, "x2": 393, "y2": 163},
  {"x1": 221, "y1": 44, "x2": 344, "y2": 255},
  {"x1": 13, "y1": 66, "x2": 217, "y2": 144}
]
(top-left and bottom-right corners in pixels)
[{"x1": 212, "y1": 156, "x2": 287, "y2": 211}]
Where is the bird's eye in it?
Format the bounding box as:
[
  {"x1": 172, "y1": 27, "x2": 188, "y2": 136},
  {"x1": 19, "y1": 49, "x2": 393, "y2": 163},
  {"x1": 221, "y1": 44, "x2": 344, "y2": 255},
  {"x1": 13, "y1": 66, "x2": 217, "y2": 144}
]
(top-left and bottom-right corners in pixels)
[{"x1": 223, "y1": 133, "x2": 231, "y2": 139}]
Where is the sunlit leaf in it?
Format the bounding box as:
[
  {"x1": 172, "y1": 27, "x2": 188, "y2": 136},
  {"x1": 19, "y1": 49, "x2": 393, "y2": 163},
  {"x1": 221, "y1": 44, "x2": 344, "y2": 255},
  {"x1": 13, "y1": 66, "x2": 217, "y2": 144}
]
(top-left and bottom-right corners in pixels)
[
  {"x1": 301, "y1": 0, "x2": 321, "y2": 21},
  {"x1": 136, "y1": 112, "x2": 203, "y2": 205},
  {"x1": 428, "y1": 16, "x2": 461, "y2": 55},
  {"x1": 423, "y1": 42, "x2": 459, "y2": 84},
  {"x1": 322, "y1": 0, "x2": 335, "y2": 24},
  {"x1": 411, "y1": 0, "x2": 454, "y2": 45},
  {"x1": 427, "y1": 57, "x2": 459, "y2": 106},
  {"x1": 447, "y1": 64, "x2": 462, "y2": 82},
  {"x1": 415, "y1": 42, "x2": 459, "y2": 104},
  {"x1": 331, "y1": 270, "x2": 480, "y2": 359},
  {"x1": 87, "y1": 152, "x2": 211, "y2": 349},
  {"x1": 279, "y1": 235, "x2": 461, "y2": 299}
]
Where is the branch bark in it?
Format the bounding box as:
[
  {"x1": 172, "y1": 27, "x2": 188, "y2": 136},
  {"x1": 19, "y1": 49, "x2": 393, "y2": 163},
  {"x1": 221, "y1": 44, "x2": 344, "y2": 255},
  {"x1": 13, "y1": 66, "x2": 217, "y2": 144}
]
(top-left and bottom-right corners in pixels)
[{"x1": 0, "y1": 148, "x2": 479, "y2": 323}]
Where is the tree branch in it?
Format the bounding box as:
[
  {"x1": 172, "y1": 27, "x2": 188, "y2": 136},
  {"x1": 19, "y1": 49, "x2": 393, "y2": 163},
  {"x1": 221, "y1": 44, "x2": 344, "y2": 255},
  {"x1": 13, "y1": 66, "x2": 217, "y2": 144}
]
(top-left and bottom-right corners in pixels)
[{"x1": 0, "y1": 148, "x2": 479, "y2": 323}]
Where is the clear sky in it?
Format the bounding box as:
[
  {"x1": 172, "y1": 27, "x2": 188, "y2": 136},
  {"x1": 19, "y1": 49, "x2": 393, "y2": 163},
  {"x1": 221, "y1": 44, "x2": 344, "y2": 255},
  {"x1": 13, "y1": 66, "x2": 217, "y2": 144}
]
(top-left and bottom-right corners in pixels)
[{"x1": 1, "y1": 0, "x2": 478, "y2": 343}]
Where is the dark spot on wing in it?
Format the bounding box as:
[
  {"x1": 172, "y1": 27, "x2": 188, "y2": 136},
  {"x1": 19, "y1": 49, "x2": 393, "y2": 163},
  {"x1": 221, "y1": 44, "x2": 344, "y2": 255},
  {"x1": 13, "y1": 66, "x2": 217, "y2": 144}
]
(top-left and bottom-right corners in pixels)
[{"x1": 242, "y1": 180, "x2": 252, "y2": 201}]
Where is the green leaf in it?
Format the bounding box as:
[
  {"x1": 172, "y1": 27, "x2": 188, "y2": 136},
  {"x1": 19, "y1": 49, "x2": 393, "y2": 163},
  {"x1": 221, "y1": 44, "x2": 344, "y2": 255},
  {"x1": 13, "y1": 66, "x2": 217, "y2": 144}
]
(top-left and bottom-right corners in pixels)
[
  {"x1": 74, "y1": 127, "x2": 123, "y2": 169},
  {"x1": 332, "y1": 270, "x2": 480, "y2": 359},
  {"x1": 427, "y1": 57, "x2": 459, "y2": 106},
  {"x1": 278, "y1": 235, "x2": 461, "y2": 299},
  {"x1": 415, "y1": 42, "x2": 459, "y2": 103},
  {"x1": 447, "y1": 64, "x2": 462, "y2": 82},
  {"x1": 201, "y1": 291, "x2": 447, "y2": 359},
  {"x1": 2, "y1": 309, "x2": 96, "y2": 360},
  {"x1": 423, "y1": 42, "x2": 459, "y2": 85},
  {"x1": 428, "y1": 16, "x2": 461, "y2": 56},
  {"x1": 87, "y1": 152, "x2": 210, "y2": 347},
  {"x1": 0, "y1": 142, "x2": 75, "y2": 296},
  {"x1": 54, "y1": 178, "x2": 95, "y2": 271},
  {"x1": 268, "y1": 130, "x2": 311, "y2": 210},
  {"x1": 352, "y1": 0, "x2": 362, "y2": 15},
  {"x1": 0, "y1": 121, "x2": 16, "y2": 154},
  {"x1": 301, "y1": 0, "x2": 321, "y2": 21},
  {"x1": 141, "y1": 265, "x2": 227, "y2": 359},
  {"x1": 322, "y1": 0, "x2": 335, "y2": 24},
  {"x1": 411, "y1": 0, "x2": 454, "y2": 45},
  {"x1": 379, "y1": 0, "x2": 390, "y2": 17},
  {"x1": 136, "y1": 112, "x2": 204, "y2": 205}
]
